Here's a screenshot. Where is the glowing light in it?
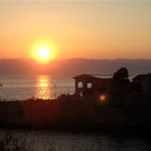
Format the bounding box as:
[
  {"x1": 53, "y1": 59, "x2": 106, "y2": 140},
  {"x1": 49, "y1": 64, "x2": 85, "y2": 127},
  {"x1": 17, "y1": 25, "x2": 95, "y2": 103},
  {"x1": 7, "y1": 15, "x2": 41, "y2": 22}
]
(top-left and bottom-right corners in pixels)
[
  {"x1": 30, "y1": 40, "x2": 56, "y2": 63},
  {"x1": 37, "y1": 47, "x2": 50, "y2": 59},
  {"x1": 99, "y1": 94, "x2": 106, "y2": 102},
  {"x1": 35, "y1": 75, "x2": 52, "y2": 100}
]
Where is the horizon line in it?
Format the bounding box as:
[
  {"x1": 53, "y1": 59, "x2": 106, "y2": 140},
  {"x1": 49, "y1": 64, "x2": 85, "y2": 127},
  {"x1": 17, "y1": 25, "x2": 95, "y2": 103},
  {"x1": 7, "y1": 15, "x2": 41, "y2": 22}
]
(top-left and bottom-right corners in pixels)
[{"x1": 0, "y1": 57, "x2": 151, "y2": 61}]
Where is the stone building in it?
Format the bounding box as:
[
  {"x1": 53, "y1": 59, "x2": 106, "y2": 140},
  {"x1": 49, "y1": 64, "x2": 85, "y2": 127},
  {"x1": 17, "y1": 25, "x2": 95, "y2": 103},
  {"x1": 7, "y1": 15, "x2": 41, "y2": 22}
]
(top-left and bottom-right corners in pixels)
[
  {"x1": 132, "y1": 73, "x2": 151, "y2": 95},
  {"x1": 73, "y1": 74, "x2": 111, "y2": 96}
]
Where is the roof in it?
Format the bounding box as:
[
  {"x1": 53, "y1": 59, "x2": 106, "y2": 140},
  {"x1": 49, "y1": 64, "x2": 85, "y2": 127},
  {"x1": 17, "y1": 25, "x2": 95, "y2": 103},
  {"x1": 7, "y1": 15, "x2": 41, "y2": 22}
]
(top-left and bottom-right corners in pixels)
[
  {"x1": 73, "y1": 74, "x2": 98, "y2": 80},
  {"x1": 133, "y1": 73, "x2": 151, "y2": 82}
]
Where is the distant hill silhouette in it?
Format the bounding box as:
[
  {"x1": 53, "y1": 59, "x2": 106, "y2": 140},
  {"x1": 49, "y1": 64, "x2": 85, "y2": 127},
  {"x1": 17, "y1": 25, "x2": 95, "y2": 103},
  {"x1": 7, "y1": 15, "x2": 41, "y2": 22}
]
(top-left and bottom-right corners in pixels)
[{"x1": 0, "y1": 58, "x2": 151, "y2": 75}]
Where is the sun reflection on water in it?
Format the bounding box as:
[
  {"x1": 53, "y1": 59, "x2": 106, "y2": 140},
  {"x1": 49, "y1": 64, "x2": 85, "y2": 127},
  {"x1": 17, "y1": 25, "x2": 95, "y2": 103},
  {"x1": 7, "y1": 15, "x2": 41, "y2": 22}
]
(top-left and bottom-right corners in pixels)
[{"x1": 35, "y1": 75, "x2": 52, "y2": 100}]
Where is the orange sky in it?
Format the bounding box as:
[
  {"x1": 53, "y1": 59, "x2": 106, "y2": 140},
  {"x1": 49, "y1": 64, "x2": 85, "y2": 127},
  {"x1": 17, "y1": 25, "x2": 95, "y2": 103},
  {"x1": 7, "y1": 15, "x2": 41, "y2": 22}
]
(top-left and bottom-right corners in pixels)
[{"x1": 0, "y1": 1, "x2": 151, "y2": 60}]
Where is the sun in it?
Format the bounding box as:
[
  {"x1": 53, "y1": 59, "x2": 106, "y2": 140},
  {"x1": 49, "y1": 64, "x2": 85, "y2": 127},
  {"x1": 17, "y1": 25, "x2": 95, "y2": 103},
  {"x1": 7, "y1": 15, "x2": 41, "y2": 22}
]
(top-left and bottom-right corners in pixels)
[
  {"x1": 31, "y1": 42, "x2": 56, "y2": 63},
  {"x1": 37, "y1": 47, "x2": 50, "y2": 59},
  {"x1": 35, "y1": 47, "x2": 51, "y2": 63}
]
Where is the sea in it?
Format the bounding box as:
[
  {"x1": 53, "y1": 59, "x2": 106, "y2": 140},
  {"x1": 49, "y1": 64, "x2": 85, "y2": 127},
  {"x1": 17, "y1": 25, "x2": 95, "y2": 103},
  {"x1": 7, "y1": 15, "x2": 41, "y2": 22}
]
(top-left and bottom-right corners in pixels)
[
  {"x1": 0, "y1": 74, "x2": 76, "y2": 101},
  {"x1": 0, "y1": 74, "x2": 150, "y2": 151}
]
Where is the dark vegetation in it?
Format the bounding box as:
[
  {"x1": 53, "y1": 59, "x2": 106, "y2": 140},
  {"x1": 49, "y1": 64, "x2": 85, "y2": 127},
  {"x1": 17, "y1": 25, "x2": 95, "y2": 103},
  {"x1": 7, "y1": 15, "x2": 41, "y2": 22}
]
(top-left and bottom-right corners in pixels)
[
  {"x1": 0, "y1": 133, "x2": 30, "y2": 151},
  {"x1": 0, "y1": 132, "x2": 62, "y2": 151},
  {"x1": 0, "y1": 94, "x2": 151, "y2": 133}
]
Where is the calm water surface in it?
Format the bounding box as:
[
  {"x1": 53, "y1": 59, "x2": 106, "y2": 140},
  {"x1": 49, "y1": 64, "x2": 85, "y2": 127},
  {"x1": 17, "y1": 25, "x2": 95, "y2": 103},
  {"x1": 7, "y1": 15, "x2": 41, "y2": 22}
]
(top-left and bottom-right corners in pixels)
[
  {"x1": 0, "y1": 75, "x2": 75, "y2": 101},
  {"x1": 0, "y1": 130, "x2": 151, "y2": 151}
]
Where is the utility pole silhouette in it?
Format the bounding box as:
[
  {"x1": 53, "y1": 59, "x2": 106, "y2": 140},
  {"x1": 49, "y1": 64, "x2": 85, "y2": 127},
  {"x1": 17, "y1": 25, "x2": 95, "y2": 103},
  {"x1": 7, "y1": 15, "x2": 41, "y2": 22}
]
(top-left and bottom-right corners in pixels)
[
  {"x1": 54, "y1": 84, "x2": 57, "y2": 99},
  {"x1": 0, "y1": 81, "x2": 2, "y2": 101}
]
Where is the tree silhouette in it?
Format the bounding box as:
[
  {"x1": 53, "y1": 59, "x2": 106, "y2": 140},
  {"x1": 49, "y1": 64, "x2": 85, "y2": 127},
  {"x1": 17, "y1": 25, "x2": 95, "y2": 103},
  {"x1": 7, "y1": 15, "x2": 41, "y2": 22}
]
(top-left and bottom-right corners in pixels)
[
  {"x1": 113, "y1": 67, "x2": 129, "y2": 80},
  {"x1": 111, "y1": 67, "x2": 130, "y2": 105}
]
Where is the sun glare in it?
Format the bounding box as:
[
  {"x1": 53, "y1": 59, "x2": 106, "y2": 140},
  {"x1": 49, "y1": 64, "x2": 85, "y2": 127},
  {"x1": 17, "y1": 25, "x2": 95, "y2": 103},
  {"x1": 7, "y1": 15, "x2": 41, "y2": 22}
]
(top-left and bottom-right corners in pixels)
[
  {"x1": 31, "y1": 40, "x2": 56, "y2": 63},
  {"x1": 36, "y1": 47, "x2": 51, "y2": 63},
  {"x1": 38, "y1": 47, "x2": 50, "y2": 59},
  {"x1": 99, "y1": 94, "x2": 106, "y2": 102}
]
